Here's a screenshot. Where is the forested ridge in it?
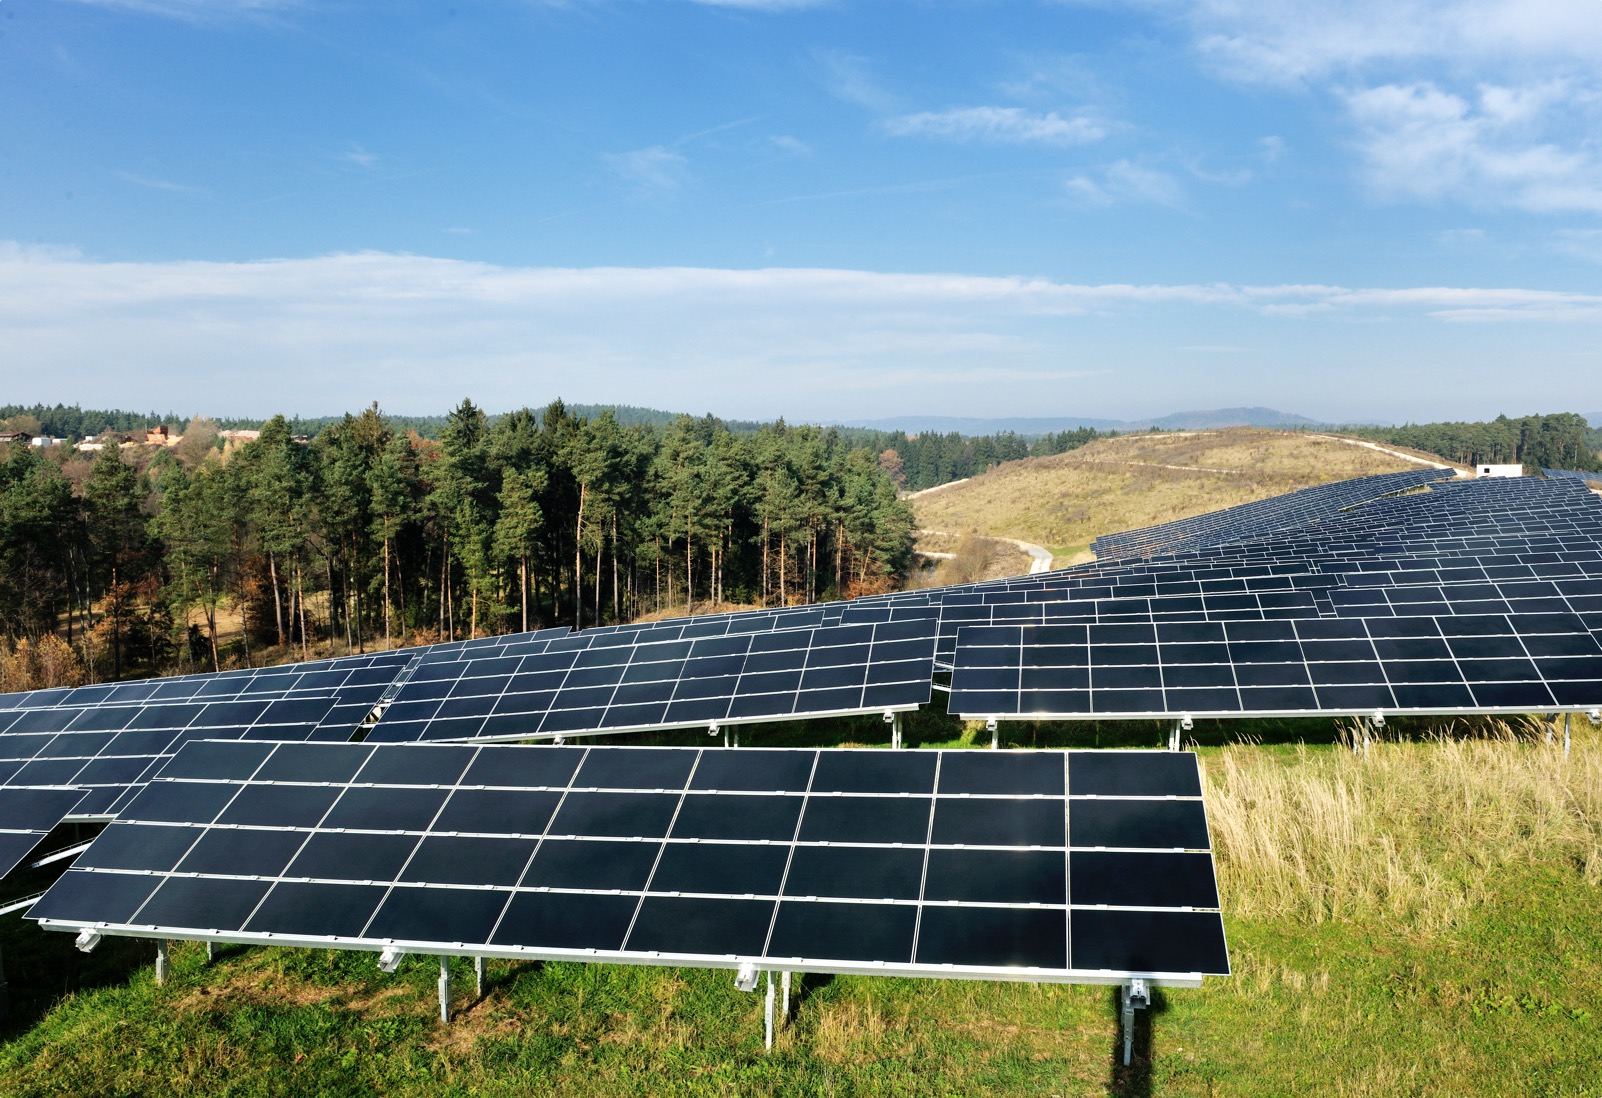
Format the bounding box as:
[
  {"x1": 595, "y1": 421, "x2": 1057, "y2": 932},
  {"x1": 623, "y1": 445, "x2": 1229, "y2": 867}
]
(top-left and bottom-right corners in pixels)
[
  {"x1": 0, "y1": 401, "x2": 916, "y2": 687},
  {"x1": 0, "y1": 401, "x2": 1111, "y2": 493},
  {"x1": 1344, "y1": 412, "x2": 1601, "y2": 471}
]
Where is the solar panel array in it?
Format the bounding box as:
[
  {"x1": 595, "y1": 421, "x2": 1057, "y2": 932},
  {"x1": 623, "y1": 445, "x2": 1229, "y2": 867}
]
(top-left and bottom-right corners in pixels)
[
  {"x1": 367, "y1": 620, "x2": 937, "y2": 744},
  {"x1": 1, "y1": 470, "x2": 1600, "y2": 879},
  {"x1": 31, "y1": 742, "x2": 1228, "y2": 984}
]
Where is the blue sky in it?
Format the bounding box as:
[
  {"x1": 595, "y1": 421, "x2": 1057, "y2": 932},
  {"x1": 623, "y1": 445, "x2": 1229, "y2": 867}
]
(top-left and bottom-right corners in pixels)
[{"x1": 3, "y1": 0, "x2": 1601, "y2": 424}]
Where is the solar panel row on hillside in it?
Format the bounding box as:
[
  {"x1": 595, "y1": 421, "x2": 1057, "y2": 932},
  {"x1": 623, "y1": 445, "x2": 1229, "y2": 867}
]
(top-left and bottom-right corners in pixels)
[{"x1": 31, "y1": 742, "x2": 1229, "y2": 983}]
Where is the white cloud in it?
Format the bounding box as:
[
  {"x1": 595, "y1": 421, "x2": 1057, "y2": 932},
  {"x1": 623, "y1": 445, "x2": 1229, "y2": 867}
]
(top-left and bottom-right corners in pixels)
[
  {"x1": 602, "y1": 146, "x2": 692, "y2": 194},
  {"x1": 1344, "y1": 81, "x2": 1602, "y2": 212},
  {"x1": 1168, "y1": 0, "x2": 1602, "y2": 86},
  {"x1": 884, "y1": 107, "x2": 1104, "y2": 146},
  {"x1": 0, "y1": 244, "x2": 1596, "y2": 421}
]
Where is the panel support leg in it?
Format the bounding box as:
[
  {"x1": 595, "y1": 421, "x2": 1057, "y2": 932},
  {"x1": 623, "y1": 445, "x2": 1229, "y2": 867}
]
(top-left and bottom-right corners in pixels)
[
  {"x1": 438, "y1": 956, "x2": 452, "y2": 1024},
  {"x1": 781, "y1": 970, "x2": 791, "y2": 1020},
  {"x1": 205, "y1": 941, "x2": 216, "y2": 964},
  {"x1": 154, "y1": 939, "x2": 171, "y2": 986},
  {"x1": 1120, "y1": 978, "x2": 1149, "y2": 1066},
  {"x1": 474, "y1": 955, "x2": 486, "y2": 998},
  {"x1": 987, "y1": 718, "x2": 998, "y2": 749},
  {"x1": 1564, "y1": 711, "x2": 1572, "y2": 756},
  {"x1": 892, "y1": 713, "x2": 903, "y2": 750},
  {"x1": 0, "y1": 944, "x2": 9, "y2": 1021},
  {"x1": 764, "y1": 970, "x2": 775, "y2": 1052}
]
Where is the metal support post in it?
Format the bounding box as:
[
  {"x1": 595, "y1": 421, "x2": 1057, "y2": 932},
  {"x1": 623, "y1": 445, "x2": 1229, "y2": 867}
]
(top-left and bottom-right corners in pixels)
[
  {"x1": 764, "y1": 970, "x2": 775, "y2": 1052},
  {"x1": 1169, "y1": 716, "x2": 1191, "y2": 752},
  {"x1": 987, "y1": 718, "x2": 998, "y2": 750},
  {"x1": 1120, "y1": 979, "x2": 1149, "y2": 1066},
  {"x1": 438, "y1": 956, "x2": 452, "y2": 1024},
  {"x1": 474, "y1": 955, "x2": 486, "y2": 998},
  {"x1": 891, "y1": 713, "x2": 903, "y2": 750},
  {"x1": 732, "y1": 728, "x2": 740, "y2": 748},
  {"x1": 0, "y1": 944, "x2": 9, "y2": 1021},
  {"x1": 781, "y1": 970, "x2": 791, "y2": 1020},
  {"x1": 154, "y1": 939, "x2": 171, "y2": 986},
  {"x1": 1547, "y1": 713, "x2": 1556, "y2": 746},
  {"x1": 1564, "y1": 711, "x2": 1572, "y2": 756},
  {"x1": 206, "y1": 941, "x2": 216, "y2": 964}
]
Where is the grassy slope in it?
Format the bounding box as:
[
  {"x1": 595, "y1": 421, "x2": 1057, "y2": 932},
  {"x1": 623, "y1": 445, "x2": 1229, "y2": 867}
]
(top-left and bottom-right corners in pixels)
[{"x1": 913, "y1": 429, "x2": 1448, "y2": 560}]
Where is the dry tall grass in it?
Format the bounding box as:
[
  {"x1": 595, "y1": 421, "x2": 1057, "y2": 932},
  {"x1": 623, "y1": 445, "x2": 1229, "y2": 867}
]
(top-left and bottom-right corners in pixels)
[
  {"x1": 1206, "y1": 724, "x2": 1602, "y2": 931},
  {"x1": 913, "y1": 429, "x2": 1440, "y2": 554}
]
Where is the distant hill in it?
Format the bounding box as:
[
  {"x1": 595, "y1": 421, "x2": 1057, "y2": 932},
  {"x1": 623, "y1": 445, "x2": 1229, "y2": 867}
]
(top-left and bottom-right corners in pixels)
[{"x1": 841, "y1": 407, "x2": 1317, "y2": 435}]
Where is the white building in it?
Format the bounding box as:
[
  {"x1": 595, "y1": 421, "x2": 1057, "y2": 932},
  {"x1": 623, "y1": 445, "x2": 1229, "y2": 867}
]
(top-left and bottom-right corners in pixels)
[{"x1": 1475, "y1": 463, "x2": 1523, "y2": 478}]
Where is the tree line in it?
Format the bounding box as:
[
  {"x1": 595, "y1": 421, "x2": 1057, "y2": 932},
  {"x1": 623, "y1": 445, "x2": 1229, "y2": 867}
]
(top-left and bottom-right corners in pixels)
[
  {"x1": 0, "y1": 401, "x2": 915, "y2": 684},
  {"x1": 1344, "y1": 413, "x2": 1601, "y2": 472}
]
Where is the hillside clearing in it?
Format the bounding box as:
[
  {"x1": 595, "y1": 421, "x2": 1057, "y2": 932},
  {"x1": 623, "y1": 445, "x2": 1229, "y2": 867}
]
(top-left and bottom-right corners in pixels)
[{"x1": 912, "y1": 429, "x2": 1458, "y2": 561}]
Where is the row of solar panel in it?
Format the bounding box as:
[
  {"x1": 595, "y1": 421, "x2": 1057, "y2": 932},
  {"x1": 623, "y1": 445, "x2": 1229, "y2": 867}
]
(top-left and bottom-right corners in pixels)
[
  {"x1": 30, "y1": 744, "x2": 1229, "y2": 979},
  {"x1": 949, "y1": 613, "x2": 1602, "y2": 718}
]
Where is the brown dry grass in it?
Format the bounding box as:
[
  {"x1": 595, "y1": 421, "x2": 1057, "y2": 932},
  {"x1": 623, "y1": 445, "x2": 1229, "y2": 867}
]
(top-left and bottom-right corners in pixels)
[
  {"x1": 1205, "y1": 722, "x2": 1602, "y2": 931},
  {"x1": 913, "y1": 428, "x2": 1448, "y2": 557}
]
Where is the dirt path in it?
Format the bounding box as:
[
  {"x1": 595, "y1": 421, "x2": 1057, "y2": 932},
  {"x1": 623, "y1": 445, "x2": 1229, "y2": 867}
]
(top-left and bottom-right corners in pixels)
[
  {"x1": 1307, "y1": 434, "x2": 1462, "y2": 473},
  {"x1": 917, "y1": 529, "x2": 1053, "y2": 574}
]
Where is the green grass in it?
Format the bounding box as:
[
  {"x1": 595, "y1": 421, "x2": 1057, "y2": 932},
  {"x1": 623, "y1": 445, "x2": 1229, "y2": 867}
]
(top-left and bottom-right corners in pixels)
[{"x1": 3, "y1": 724, "x2": 1599, "y2": 1096}]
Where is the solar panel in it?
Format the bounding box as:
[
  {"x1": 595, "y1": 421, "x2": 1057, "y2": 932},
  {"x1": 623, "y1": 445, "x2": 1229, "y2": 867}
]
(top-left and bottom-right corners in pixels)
[
  {"x1": 30, "y1": 741, "x2": 1228, "y2": 985},
  {"x1": 0, "y1": 696, "x2": 344, "y2": 820},
  {"x1": 367, "y1": 620, "x2": 937, "y2": 744},
  {"x1": 950, "y1": 613, "x2": 1602, "y2": 720}
]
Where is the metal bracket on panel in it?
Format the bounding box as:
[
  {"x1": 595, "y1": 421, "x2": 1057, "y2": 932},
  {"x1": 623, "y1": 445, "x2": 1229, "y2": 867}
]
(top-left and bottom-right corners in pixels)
[
  {"x1": 734, "y1": 962, "x2": 758, "y2": 993},
  {"x1": 377, "y1": 946, "x2": 405, "y2": 974},
  {"x1": 29, "y1": 841, "x2": 93, "y2": 870},
  {"x1": 74, "y1": 929, "x2": 102, "y2": 954},
  {"x1": 1588, "y1": 708, "x2": 1601, "y2": 725},
  {"x1": 1170, "y1": 716, "x2": 1193, "y2": 752},
  {"x1": 1120, "y1": 978, "x2": 1150, "y2": 1066},
  {"x1": 986, "y1": 718, "x2": 999, "y2": 750}
]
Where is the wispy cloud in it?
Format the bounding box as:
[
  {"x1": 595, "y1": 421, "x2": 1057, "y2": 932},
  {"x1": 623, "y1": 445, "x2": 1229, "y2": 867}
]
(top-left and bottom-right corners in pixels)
[
  {"x1": 685, "y1": 0, "x2": 829, "y2": 9},
  {"x1": 767, "y1": 135, "x2": 811, "y2": 157},
  {"x1": 1066, "y1": 160, "x2": 1186, "y2": 208},
  {"x1": 115, "y1": 170, "x2": 207, "y2": 195},
  {"x1": 814, "y1": 48, "x2": 901, "y2": 113},
  {"x1": 339, "y1": 143, "x2": 378, "y2": 169},
  {"x1": 884, "y1": 106, "x2": 1104, "y2": 146},
  {"x1": 63, "y1": 0, "x2": 300, "y2": 22},
  {"x1": 602, "y1": 146, "x2": 692, "y2": 195}
]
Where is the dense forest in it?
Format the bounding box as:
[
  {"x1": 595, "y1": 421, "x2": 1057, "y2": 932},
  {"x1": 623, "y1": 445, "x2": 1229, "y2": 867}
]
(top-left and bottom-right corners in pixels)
[
  {"x1": 1347, "y1": 413, "x2": 1602, "y2": 472},
  {"x1": 0, "y1": 403, "x2": 1111, "y2": 493},
  {"x1": 0, "y1": 402, "x2": 915, "y2": 686}
]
